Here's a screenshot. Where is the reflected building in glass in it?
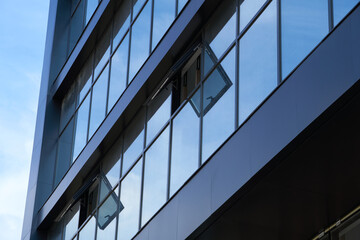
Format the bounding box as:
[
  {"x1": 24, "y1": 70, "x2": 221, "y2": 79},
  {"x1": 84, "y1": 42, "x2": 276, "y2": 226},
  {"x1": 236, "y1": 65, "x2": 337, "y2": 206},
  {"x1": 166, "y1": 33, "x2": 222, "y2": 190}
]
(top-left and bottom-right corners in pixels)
[{"x1": 22, "y1": 0, "x2": 360, "y2": 240}]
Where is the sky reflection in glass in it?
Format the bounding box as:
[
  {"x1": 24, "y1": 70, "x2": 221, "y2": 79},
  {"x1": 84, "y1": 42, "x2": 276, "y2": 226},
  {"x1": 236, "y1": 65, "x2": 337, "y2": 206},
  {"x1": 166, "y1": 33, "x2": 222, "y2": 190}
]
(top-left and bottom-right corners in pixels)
[
  {"x1": 239, "y1": 1, "x2": 277, "y2": 124},
  {"x1": 202, "y1": 47, "x2": 235, "y2": 162},
  {"x1": 117, "y1": 160, "x2": 142, "y2": 240},
  {"x1": 281, "y1": 0, "x2": 328, "y2": 79},
  {"x1": 142, "y1": 127, "x2": 169, "y2": 225},
  {"x1": 170, "y1": 95, "x2": 200, "y2": 196}
]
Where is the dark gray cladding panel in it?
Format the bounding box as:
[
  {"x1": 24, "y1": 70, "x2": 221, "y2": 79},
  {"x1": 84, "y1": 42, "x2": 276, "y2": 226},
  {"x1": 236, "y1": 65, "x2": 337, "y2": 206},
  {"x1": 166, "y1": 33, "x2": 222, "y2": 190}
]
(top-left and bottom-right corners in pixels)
[{"x1": 134, "y1": 4, "x2": 360, "y2": 240}]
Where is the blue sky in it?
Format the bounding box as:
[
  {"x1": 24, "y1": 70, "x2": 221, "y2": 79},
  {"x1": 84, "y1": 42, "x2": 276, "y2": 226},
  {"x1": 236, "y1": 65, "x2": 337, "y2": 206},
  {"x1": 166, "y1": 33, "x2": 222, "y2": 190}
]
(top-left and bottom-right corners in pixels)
[{"x1": 0, "y1": 1, "x2": 49, "y2": 239}]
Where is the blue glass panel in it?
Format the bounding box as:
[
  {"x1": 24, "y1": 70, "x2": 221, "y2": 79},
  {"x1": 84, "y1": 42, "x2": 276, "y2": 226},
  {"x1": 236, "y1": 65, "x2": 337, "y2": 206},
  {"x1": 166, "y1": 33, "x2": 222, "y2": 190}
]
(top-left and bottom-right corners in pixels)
[
  {"x1": 117, "y1": 160, "x2": 142, "y2": 240},
  {"x1": 146, "y1": 87, "x2": 171, "y2": 145},
  {"x1": 113, "y1": 0, "x2": 131, "y2": 50},
  {"x1": 202, "y1": 47, "x2": 235, "y2": 162},
  {"x1": 239, "y1": 1, "x2": 277, "y2": 124},
  {"x1": 78, "y1": 216, "x2": 96, "y2": 240},
  {"x1": 281, "y1": 0, "x2": 328, "y2": 79},
  {"x1": 108, "y1": 34, "x2": 129, "y2": 112},
  {"x1": 152, "y1": 0, "x2": 175, "y2": 50},
  {"x1": 142, "y1": 127, "x2": 169, "y2": 225},
  {"x1": 89, "y1": 65, "x2": 109, "y2": 137},
  {"x1": 86, "y1": 0, "x2": 98, "y2": 24},
  {"x1": 170, "y1": 93, "x2": 200, "y2": 196},
  {"x1": 122, "y1": 109, "x2": 145, "y2": 175},
  {"x1": 178, "y1": 0, "x2": 188, "y2": 14},
  {"x1": 240, "y1": 0, "x2": 267, "y2": 31},
  {"x1": 333, "y1": 0, "x2": 359, "y2": 26},
  {"x1": 73, "y1": 93, "x2": 90, "y2": 162},
  {"x1": 129, "y1": 1, "x2": 151, "y2": 82}
]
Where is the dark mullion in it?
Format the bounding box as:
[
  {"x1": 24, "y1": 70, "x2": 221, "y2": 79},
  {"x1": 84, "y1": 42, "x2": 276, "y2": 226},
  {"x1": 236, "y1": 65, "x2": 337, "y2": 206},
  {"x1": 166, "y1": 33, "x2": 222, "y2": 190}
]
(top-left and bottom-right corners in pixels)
[
  {"x1": 328, "y1": 0, "x2": 334, "y2": 31},
  {"x1": 175, "y1": 0, "x2": 178, "y2": 17},
  {"x1": 198, "y1": 37, "x2": 204, "y2": 166},
  {"x1": 106, "y1": 18, "x2": 115, "y2": 115},
  {"x1": 87, "y1": 49, "x2": 96, "y2": 143},
  {"x1": 277, "y1": 0, "x2": 282, "y2": 84},
  {"x1": 150, "y1": 0, "x2": 154, "y2": 53},
  {"x1": 235, "y1": 0, "x2": 240, "y2": 129},
  {"x1": 167, "y1": 117, "x2": 173, "y2": 200}
]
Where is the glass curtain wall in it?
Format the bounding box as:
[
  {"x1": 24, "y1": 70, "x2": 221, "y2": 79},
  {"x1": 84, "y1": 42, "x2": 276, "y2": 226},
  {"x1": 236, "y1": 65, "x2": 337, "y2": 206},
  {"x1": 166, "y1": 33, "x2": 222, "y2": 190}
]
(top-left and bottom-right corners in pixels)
[
  {"x1": 49, "y1": 0, "x2": 360, "y2": 239},
  {"x1": 54, "y1": 0, "x2": 190, "y2": 191},
  {"x1": 50, "y1": 0, "x2": 102, "y2": 83}
]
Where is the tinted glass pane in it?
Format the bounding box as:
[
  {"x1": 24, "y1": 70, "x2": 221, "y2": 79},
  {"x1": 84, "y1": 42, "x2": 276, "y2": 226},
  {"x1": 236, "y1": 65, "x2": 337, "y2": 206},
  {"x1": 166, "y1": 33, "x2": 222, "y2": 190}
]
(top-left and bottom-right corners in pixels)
[
  {"x1": 89, "y1": 65, "x2": 109, "y2": 137},
  {"x1": 142, "y1": 127, "x2": 169, "y2": 225},
  {"x1": 281, "y1": 0, "x2": 328, "y2": 78},
  {"x1": 240, "y1": 0, "x2": 267, "y2": 31},
  {"x1": 117, "y1": 160, "x2": 142, "y2": 240},
  {"x1": 48, "y1": 220, "x2": 63, "y2": 240},
  {"x1": 202, "y1": 47, "x2": 235, "y2": 162},
  {"x1": 333, "y1": 0, "x2": 358, "y2": 26},
  {"x1": 170, "y1": 94, "x2": 200, "y2": 196},
  {"x1": 178, "y1": 0, "x2": 188, "y2": 14},
  {"x1": 132, "y1": 0, "x2": 147, "y2": 19},
  {"x1": 64, "y1": 203, "x2": 80, "y2": 240},
  {"x1": 77, "y1": 54, "x2": 93, "y2": 106},
  {"x1": 94, "y1": 28, "x2": 111, "y2": 78},
  {"x1": 113, "y1": 0, "x2": 131, "y2": 49},
  {"x1": 129, "y1": 1, "x2": 151, "y2": 82},
  {"x1": 108, "y1": 34, "x2": 129, "y2": 112},
  {"x1": 73, "y1": 93, "x2": 90, "y2": 162},
  {"x1": 78, "y1": 216, "x2": 96, "y2": 240},
  {"x1": 239, "y1": 1, "x2": 277, "y2": 124},
  {"x1": 60, "y1": 84, "x2": 76, "y2": 131},
  {"x1": 55, "y1": 118, "x2": 74, "y2": 186},
  {"x1": 123, "y1": 109, "x2": 145, "y2": 175},
  {"x1": 69, "y1": 0, "x2": 85, "y2": 52},
  {"x1": 97, "y1": 187, "x2": 120, "y2": 239},
  {"x1": 146, "y1": 87, "x2": 171, "y2": 145},
  {"x1": 86, "y1": 0, "x2": 98, "y2": 24},
  {"x1": 152, "y1": 0, "x2": 175, "y2": 50},
  {"x1": 204, "y1": 0, "x2": 236, "y2": 70},
  {"x1": 102, "y1": 137, "x2": 122, "y2": 188}
]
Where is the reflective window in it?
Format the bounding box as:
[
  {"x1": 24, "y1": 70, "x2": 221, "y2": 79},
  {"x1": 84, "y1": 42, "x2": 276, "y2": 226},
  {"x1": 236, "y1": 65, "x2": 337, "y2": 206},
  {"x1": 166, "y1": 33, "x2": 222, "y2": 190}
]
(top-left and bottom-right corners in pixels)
[
  {"x1": 64, "y1": 203, "x2": 80, "y2": 240},
  {"x1": 281, "y1": 0, "x2": 328, "y2": 79},
  {"x1": 60, "y1": 84, "x2": 76, "y2": 131},
  {"x1": 78, "y1": 216, "x2": 96, "y2": 240},
  {"x1": 86, "y1": 0, "x2": 98, "y2": 24},
  {"x1": 178, "y1": 0, "x2": 188, "y2": 14},
  {"x1": 129, "y1": 1, "x2": 151, "y2": 82},
  {"x1": 240, "y1": 0, "x2": 267, "y2": 31},
  {"x1": 117, "y1": 160, "x2": 142, "y2": 240},
  {"x1": 239, "y1": 1, "x2": 277, "y2": 124},
  {"x1": 152, "y1": 0, "x2": 175, "y2": 50},
  {"x1": 132, "y1": 0, "x2": 147, "y2": 19},
  {"x1": 202, "y1": 47, "x2": 235, "y2": 162},
  {"x1": 113, "y1": 0, "x2": 131, "y2": 49},
  {"x1": 96, "y1": 187, "x2": 121, "y2": 240},
  {"x1": 94, "y1": 28, "x2": 111, "y2": 78},
  {"x1": 102, "y1": 137, "x2": 122, "y2": 188},
  {"x1": 108, "y1": 33, "x2": 129, "y2": 112},
  {"x1": 89, "y1": 64, "x2": 109, "y2": 137},
  {"x1": 69, "y1": 0, "x2": 85, "y2": 52},
  {"x1": 142, "y1": 126, "x2": 169, "y2": 225},
  {"x1": 170, "y1": 94, "x2": 200, "y2": 196},
  {"x1": 73, "y1": 93, "x2": 90, "y2": 161},
  {"x1": 47, "y1": 218, "x2": 63, "y2": 240},
  {"x1": 204, "y1": 0, "x2": 236, "y2": 67},
  {"x1": 76, "y1": 54, "x2": 93, "y2": 107},
  {"x1": 146, "y1": 87, "x2": 171, "y2": 144},
  {"x1": 55, "y1": 118, "x2": 74, "y2": 187},
  {"x1": 122, "y1": 109, "x2": 145, "y2": 175},
  {"x1": 333, "y1": 0, "x2": 359, "y2": 26}
]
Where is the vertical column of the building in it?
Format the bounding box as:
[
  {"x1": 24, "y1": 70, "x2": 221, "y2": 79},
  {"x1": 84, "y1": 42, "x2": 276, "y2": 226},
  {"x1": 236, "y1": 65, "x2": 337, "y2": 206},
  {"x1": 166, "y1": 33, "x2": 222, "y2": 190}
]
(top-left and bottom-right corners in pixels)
[{"x1": 21, "y1": 0, "x2": 62, "y2": 239}]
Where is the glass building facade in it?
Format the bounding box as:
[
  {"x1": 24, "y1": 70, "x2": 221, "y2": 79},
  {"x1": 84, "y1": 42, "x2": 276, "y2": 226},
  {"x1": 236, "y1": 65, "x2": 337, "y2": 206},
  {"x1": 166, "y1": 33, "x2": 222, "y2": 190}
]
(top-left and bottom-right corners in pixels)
[{"x1": 23, "y1": 0, "x2": 360, "y2": 240}]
